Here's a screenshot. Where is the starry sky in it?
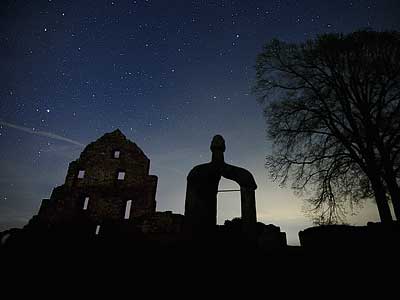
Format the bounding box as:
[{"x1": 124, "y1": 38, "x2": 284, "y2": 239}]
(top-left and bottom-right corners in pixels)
[{"x1": 1, "y1": 0, "x2": 399, "y2": 245}]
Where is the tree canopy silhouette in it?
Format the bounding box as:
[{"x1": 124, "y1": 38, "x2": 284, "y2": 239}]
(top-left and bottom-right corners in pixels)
[{"x1": 254, "y1": 30, "x2": 400, "y2": 224}]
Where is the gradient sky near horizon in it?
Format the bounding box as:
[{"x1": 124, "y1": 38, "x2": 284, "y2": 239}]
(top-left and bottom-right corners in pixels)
[{"x1": 1, "y1": 0, "x2": 399, "y2": 245}]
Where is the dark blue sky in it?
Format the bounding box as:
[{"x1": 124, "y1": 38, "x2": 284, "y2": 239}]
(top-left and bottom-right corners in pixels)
[{"x1": 1, "y1": 0, "x2": 399, "y2": 244}]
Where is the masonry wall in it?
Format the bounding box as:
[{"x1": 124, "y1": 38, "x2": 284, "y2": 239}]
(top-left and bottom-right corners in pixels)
[
  {"x1": 65, "y1": 131, "x2": 150, "y2": 188},
  {"x1": 37, "y1": 130, "x2": 158, "y2": 226}
]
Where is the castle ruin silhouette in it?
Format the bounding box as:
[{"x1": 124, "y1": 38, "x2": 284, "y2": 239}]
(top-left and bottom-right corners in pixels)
[
  {"x1": 1, "y1": 129, "x2": 399, "y2": 260},
  {"x1": 0, "y1": 130, "x2": 288, "y2": 255}
]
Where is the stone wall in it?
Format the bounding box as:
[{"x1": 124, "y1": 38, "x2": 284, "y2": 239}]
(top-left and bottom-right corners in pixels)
[
  {"x1": 37, "y1": 129, "x2": 157, "y2": 226},
  {"x1": 65, "y1": 129, "x2": 151, "y2": 187},
  {"x1": 139, "y1": 211, "x2": 185, "y2": 234},
  {"x1": 299, "y1": 222, "x2": 400, "y2": 251}
]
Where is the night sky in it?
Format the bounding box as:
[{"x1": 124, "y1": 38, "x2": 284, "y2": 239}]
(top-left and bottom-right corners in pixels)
[{"x1": 1, "y1": 0, "x2": 399, "y2": 245}]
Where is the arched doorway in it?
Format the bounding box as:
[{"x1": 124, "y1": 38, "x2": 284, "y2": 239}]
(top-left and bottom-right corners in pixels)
[
  {"x1": 184, "y1": 135, "x2": 257, "y2": 237},
  {"x1": 217, "y1": 178, "x2": 241, "y2": 225}
]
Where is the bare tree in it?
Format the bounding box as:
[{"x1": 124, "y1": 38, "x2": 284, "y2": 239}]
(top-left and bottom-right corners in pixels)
[{"x1": 254, "y1": 30, "x2": 400, "y2": 224}]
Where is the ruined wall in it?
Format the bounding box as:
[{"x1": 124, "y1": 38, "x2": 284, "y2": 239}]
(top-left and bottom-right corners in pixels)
[
  {"x1": 298, "y1": 223, "x2": 400, "y2": 251},
  {"x1": 140, "y1": 211, "x2": 185, "y2": 234},
  {"x1": 65, "y1": 130, "x2": 150, "y2": 187},
  {"x1": 37, "y1": 129, "x2": 157, "y2": 226}
]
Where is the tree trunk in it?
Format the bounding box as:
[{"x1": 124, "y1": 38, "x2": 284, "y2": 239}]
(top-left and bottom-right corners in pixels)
[
  {"x1": 382, "y1": 172, "x2": 400, "y2": 221},
  {"x1": 362, "y1": 135, "x2": 393, "y2": 223},
  {"x1": 369, "y1": 176, "x2": 393, "y2": 223},
  {"x1": 373, "y1": 142, "x2": 400, "y2": 220}
]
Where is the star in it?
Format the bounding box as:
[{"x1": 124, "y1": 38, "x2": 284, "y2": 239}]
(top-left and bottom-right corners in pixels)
[{"x1": 0, "y1": 0, "x2": 397, "y2": 247}]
